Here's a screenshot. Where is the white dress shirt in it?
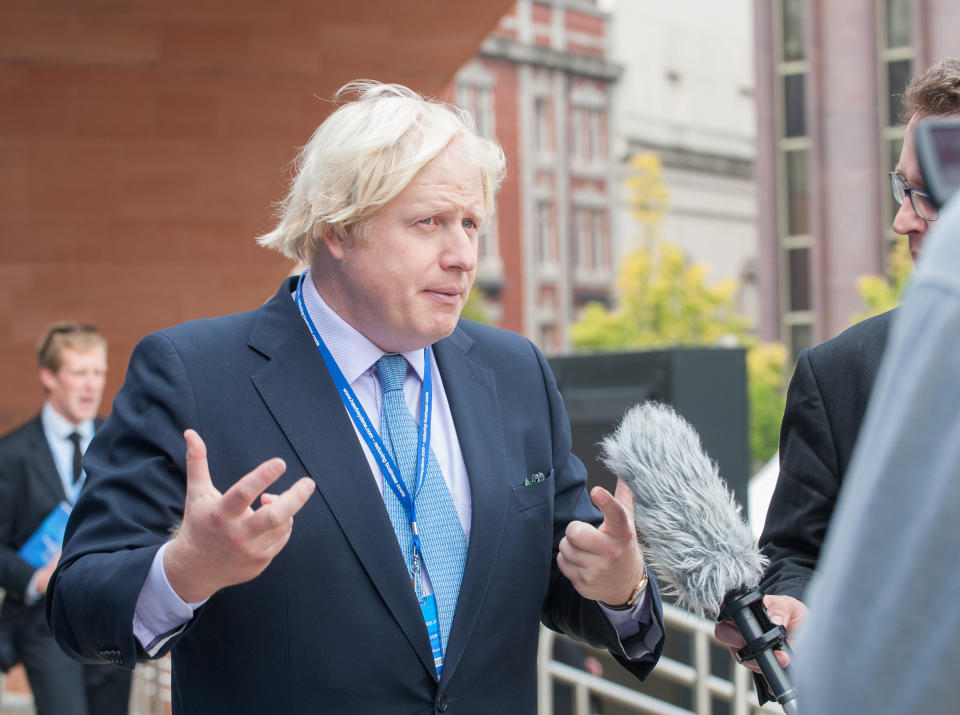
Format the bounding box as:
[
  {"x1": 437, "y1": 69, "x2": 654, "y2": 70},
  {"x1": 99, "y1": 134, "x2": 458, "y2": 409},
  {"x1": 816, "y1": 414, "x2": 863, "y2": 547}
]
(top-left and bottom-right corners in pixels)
[
  {"x1": 26, "y1": 403, "x2": 94, "y2": 602},
  {"x1": 40, "y1": 401, "x2": 93, "y2": 503}
]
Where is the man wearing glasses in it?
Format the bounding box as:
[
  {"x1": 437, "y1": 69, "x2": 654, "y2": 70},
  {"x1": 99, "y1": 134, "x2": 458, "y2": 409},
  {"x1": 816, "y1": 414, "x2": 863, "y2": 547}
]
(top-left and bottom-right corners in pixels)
[{"x1": 715, "y1": 58, "x2": 960, "y2": 675}]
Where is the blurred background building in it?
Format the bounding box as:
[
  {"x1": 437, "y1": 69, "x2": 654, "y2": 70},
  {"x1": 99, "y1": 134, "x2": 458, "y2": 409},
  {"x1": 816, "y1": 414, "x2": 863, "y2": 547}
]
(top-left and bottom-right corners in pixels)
[
  {"x1": 7, "y1": 0, "x2": 958, "y2": 711},
  {"x1": 606, "y1": 0, "x2": 758, "y2": 326},
  {"x1": 0, "y1": 0, "x2": 514, "y2": 432},
  {"x1": 754, "y1": 0, "x2": 960, "y2": 360},
  {"x1": 452, "y1": 0, "x2": 759, "y2": 354},
  {"x1": 455, "y1": 0, "x2": 622, "y2": 353}
]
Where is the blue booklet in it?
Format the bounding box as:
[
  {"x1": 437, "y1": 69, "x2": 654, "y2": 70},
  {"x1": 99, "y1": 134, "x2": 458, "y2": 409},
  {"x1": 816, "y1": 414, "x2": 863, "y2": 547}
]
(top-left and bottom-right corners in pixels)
[{"x1": 18, "y1": 501, "x2": 71, "y2": 568}]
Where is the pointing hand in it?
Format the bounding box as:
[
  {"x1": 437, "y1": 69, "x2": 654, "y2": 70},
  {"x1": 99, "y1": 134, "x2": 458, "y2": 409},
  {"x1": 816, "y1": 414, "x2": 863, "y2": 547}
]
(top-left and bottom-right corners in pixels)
[{"x1": 557, "y1": 479, "x2": 646, "y2": 606}]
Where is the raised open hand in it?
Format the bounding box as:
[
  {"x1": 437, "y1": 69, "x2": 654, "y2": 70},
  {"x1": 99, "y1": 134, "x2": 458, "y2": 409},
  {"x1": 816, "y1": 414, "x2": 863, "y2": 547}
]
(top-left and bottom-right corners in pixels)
[{"x1": 163, "y1": 429, "x2": 315, "y2": 603}]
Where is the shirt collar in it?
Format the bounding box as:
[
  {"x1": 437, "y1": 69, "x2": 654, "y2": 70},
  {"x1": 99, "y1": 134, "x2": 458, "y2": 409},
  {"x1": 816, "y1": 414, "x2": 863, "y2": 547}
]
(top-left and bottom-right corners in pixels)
[
  {"x1": 298, "y1": 272, "x2": 427, "y2": 384},
  {"x1": 41, "y1": 401, "x2": 94, "y2": 442}
]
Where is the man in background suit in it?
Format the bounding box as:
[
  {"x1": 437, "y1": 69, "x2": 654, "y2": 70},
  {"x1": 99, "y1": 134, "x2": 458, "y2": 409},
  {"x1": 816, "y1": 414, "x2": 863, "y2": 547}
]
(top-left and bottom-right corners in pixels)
[
  {"x1": 47, "y1": 82, "x2": 664, "y2": 713},
  {"x1": 0, "y1": 322, "x2": 131, "y2": 714},
  {"x1": 715, "y1": 58, "x2": 960, "y2": 673}
]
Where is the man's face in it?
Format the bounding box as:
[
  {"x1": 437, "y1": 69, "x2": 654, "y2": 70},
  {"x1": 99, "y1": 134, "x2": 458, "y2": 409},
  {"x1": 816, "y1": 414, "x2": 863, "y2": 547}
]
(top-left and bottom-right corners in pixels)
[
  {"x1": 893, "y1": 116, "x2": 928, "y2": 260},
  {"x1": 319, "y1": 136, "x2": 484, "y2": 353},
  {"x1": 39, "y1": 345, "x2": 107, "y2": 424},
  {"x1": 894, "y1": 114, "x2": 954, "y2": 261}
]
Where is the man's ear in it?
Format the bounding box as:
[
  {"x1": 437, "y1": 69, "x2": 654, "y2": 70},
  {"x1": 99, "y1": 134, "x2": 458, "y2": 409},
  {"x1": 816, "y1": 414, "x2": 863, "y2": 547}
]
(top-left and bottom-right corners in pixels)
[
  {"x1": 38, "y1": 367, "x2": 57, "y2": 393},
  {"x1": 323, "y1": 229, "x2": 347, "y2": 260}
]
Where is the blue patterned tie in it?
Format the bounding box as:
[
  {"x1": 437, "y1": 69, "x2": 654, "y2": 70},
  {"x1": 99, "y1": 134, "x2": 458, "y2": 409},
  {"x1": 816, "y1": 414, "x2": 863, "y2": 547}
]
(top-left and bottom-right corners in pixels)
[{"x1": 377, "y1": 354, "x2": 467, "y2": 658}]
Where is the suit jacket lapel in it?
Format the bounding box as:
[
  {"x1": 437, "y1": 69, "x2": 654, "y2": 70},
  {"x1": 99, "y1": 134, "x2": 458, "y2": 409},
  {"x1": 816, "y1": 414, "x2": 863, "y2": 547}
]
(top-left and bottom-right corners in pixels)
[
  {"x1": 432, "y1": 327, "x2": 510, "y2": 684},
  {"x1": 247, "y1": 280, "x2": 435, "y2": 676}
]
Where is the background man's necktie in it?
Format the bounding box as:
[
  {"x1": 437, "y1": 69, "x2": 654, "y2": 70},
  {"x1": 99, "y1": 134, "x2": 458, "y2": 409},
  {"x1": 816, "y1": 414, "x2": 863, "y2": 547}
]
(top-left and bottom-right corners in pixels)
[
  {"x1": 67, "y1": 431, "x2": 82, "y2": 484},
  {"x1": 377, "y1": 354, "x2": 467, "y2": 657}
]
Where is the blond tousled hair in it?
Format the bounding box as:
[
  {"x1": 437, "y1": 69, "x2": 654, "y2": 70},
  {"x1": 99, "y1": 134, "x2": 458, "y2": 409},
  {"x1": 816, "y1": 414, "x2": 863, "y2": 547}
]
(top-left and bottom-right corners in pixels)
[{"x1": 257, "y1": 81, "x2": 506, "y2": 265}]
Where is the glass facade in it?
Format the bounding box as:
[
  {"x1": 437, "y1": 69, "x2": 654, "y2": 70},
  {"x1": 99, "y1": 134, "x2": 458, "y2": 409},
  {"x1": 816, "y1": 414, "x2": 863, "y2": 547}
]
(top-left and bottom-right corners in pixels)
[
  {"x1": 785, "y1": 149, "x2": 809, "y2": 236},
  {"x1": 885, "y1": 0, "x2": 911, "y2": 48},
  {"x1": 879, "y1": 0, "x2": 913, "y2": 245},
  {"x1": 776, "y1": 0, "x2": 812, "y2": 358},
  {"x1": 784, "y1": 74, "x2": 806, "y2": 138},
  {"x1": 887, "y1": 59, "x2": 912, "y2": 125}
]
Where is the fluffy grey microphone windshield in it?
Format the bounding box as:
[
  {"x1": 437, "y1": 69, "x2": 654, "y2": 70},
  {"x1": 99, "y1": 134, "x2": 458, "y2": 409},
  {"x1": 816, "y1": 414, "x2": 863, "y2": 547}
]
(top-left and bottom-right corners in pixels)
[{"x1": 600, "y1": 401, "x2": 766, "y2": 618}]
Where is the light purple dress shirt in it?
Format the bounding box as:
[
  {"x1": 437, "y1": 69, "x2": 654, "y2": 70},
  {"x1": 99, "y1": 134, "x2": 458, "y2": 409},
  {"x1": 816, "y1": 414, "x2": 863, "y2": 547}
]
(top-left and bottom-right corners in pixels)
[{"x1": 133, "y1": 276, "x2": 646, "y2": 655}]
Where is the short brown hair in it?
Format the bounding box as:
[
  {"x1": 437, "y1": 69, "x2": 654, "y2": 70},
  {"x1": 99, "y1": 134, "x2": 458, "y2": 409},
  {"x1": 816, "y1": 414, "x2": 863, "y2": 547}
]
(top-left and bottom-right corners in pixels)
[
  {"x1": 37, "y1": 322, "x2": 106, "y2": 372},
  {"x1": 902, "y1": 58, "x2": 960, "y2": 122}
]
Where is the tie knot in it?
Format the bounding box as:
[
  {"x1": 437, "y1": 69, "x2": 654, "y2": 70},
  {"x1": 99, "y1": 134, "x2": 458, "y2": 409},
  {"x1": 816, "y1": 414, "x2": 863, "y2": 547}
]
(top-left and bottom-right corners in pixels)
[
  {"x1": 68, "y1": 431, "x2": 82, "y2": 447},
  {"x1": 377, "y1": 354, "x2": 408, "y2": 394}
]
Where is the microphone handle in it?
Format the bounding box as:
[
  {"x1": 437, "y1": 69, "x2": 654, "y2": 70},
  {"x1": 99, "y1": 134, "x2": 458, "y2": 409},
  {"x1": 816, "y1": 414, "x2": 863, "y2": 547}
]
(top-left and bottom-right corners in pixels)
[{"x1": 720, "y1": 588, "x2": 799, "y2": 714}]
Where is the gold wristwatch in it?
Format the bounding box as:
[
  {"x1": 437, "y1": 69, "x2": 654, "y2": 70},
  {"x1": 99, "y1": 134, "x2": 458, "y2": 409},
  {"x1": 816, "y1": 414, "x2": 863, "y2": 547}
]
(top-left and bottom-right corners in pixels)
[{"x1": 602, "y1": 569, "x2": 649, "y2": 611}]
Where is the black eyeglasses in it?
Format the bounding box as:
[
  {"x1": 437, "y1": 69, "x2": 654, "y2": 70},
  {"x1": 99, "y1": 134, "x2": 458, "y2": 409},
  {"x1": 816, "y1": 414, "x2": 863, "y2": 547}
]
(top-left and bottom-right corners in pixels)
[{"x1": 889, "y1": 172, "x2": 939, "y2": 221}]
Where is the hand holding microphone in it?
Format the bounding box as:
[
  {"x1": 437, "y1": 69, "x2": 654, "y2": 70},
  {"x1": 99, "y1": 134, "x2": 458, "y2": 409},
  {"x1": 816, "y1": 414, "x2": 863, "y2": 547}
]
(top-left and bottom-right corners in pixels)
[
  {"x1": 599, "y1": 401, "x2": 799, "y2": 714},
  {"x1": 715, "y1": 593, "x2": 806, "y2": 672}
]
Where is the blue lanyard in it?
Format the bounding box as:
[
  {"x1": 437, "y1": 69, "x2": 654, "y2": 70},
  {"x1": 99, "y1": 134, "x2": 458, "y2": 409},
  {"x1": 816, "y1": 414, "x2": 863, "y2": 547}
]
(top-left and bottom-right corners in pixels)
[{"x1": 294, "y1": 271, "x2": 432, "y2": 575}]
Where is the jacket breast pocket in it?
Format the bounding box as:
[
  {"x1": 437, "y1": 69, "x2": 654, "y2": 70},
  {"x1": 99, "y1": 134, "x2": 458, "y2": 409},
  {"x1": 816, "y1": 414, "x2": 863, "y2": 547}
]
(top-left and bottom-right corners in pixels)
[{"x1": 511, "y1": 469, "x2": 555, "y2": 511}]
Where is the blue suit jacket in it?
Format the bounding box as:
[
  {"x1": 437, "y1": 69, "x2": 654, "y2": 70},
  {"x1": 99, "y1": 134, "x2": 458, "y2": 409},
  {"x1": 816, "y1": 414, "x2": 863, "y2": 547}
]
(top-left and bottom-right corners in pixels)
[{"x1": 48, "y1": 278, "x2": 664, "y2": 714}]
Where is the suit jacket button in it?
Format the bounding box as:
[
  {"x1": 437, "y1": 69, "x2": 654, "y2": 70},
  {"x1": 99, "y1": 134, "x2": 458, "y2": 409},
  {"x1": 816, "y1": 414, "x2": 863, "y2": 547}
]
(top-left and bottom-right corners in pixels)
[{"x1": 437, "y1": 694, "x2": 448, "y2": 712}]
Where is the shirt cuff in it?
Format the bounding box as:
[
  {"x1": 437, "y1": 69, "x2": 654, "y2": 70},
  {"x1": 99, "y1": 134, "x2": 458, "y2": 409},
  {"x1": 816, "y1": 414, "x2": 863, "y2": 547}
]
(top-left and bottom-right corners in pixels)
[
  {"x1": 597, "y1": 584, "x2": 661, "y2": 661},
  {"x1": 597, "y1": 588, "x2": 651, "y2": 640},
  {"x1": 133, "y1": 542, "x2": 208, "y2": 656}
]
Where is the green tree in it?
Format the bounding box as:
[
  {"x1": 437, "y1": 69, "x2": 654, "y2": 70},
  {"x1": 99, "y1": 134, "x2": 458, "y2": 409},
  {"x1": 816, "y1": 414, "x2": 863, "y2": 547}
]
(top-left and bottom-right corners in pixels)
[
  {"x1": 462, "y1": 285, "x2": 493, "y2": 324},
  {"x1": 852, "y1": 238, "x2": 912, "y2": 324},
  {"x1": 747, "y1": 343, "x2": 788, "y2": 468},
  {"x1": 571, "y1": 153, "x2": 787, "y2": 467},
  {"x1": 570, "y1": 241, "x2": 751, "y2": 350}
]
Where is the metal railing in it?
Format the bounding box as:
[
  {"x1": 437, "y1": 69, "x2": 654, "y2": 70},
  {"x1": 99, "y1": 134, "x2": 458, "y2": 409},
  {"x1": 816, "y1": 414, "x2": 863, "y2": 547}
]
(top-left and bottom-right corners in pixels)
[
  {"x1": 129, "y1": 658, "x2": 172, "y2": 715},
  {"x1": 538, "y1": 603, "x2": 783, "y2": 715}
]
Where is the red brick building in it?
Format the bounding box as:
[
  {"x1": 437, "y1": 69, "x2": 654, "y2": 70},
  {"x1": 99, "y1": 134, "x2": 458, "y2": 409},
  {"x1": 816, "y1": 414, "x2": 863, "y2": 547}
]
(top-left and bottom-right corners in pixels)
[
  {"x1": 453, "y1": 0, "x2": 621, "y2": 353},
  {"x1": 0, "y1": 0, "x2": 513, "y2": 433}
]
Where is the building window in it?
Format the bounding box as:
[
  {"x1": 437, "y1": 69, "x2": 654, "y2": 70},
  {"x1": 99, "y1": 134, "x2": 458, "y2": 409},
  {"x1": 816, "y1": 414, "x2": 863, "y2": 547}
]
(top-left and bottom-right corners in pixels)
[
  {"x1": 886, "y1": 59, "x2": 912, "y2": 126},
  {"x1": 536, "y1": 202, "x2": 555, "y2": 265},
  {"x1": 456, "y1": 82, "x2": 495, "y2": 140},
  {"x1": 878, "y1": 0, "x2": 912, "y2": 240},
  {"x1": 591, "y1": 210, "x2": 607, "y2": 270},
  {"x1": 884, "y1": 0, "x2": 911, "y2": 48},
  {"x1": 781, "y1": 0, "x2": 805, "y2": 62},
  {"x1": 783, "y1": 74, "x2": 806, "y2": 138},
  {"x1": 784, "y1": 149, "x2": 809, "y2": 236},
  {"x1": 775, "y1": 0, "x2": 812, "y2": 356},
  {"x1": 787, "y1": 248, "x2": 811, "y2": 311},
  {"x1": 572, "y1": 208, "x2": 608, "y2": 273},
  {"x1": 572, "y1": 107, "x2": 606, "y2": 163},
  {"x1": 534, "y1": 97, "x2": 552, "y2": 154}
]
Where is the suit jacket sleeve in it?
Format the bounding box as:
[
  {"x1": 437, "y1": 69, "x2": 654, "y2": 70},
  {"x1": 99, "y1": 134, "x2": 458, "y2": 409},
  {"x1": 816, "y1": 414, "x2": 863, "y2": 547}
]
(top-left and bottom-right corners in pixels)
[
  {"x1": 758, "y1": 349, "x2": 841, "y2": 601},
  {"x1": 532, "y1": 344, "x2": 665, "y2": 679},
  {"x1": 0, "y1": 422, "x2": 57, "y2": 602},
  {"x1": 0, "y1": 449, "x2": 37, "y2": 599},
  {"x1": 759, "y1": 312, "x2": 888, "y2": 602},
  {"x1": 47, "y1": 332, "x2": 196, "y2": 666}
]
